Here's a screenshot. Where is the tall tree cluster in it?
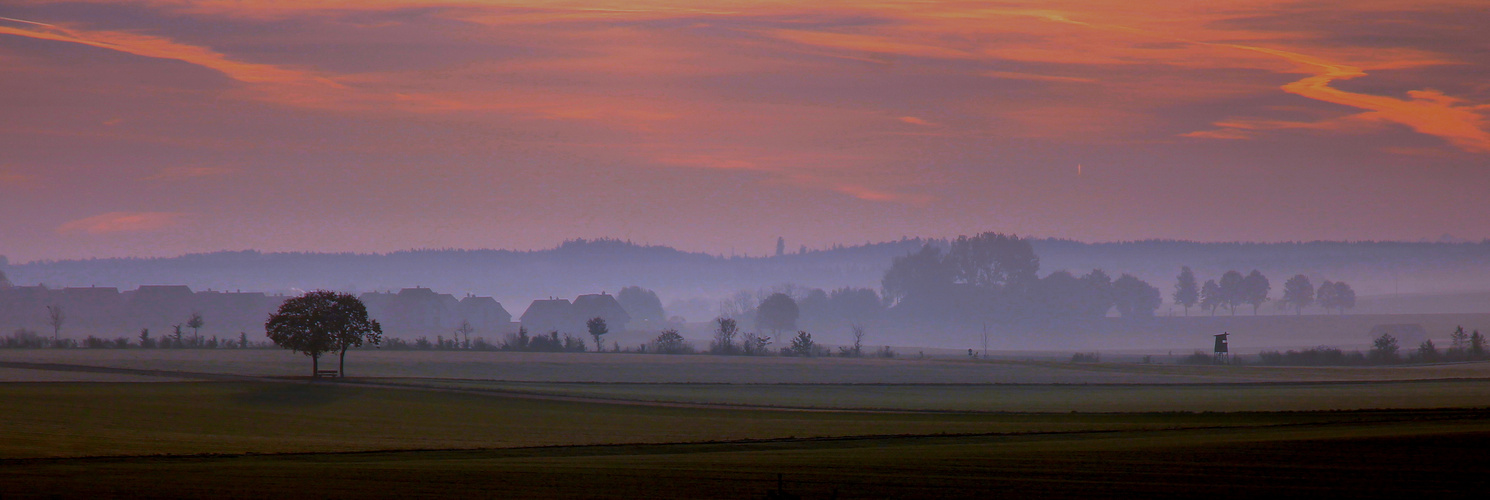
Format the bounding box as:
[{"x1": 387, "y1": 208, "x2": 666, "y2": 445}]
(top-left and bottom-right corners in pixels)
[{"x1": 882, "y1": 232, "x2": 1162, "y2": 322}]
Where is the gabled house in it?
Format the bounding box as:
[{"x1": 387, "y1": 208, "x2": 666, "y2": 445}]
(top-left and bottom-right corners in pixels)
[{"x1": 521, "y1": 298, "x2": 578, "y2": 334}]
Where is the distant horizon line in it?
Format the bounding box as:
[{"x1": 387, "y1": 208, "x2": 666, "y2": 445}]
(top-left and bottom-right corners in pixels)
[{"x1": 6, "y1": 235, "x2": 1488, "y2": 266}]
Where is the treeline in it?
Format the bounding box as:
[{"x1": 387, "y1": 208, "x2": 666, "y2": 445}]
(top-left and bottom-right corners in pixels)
[
  {"x1": 647, "y1": 318, "x2": 895, "y2": 358},
  {"x1": 1171, "y1": 268, "x2": 1357, "y2": 316},
  {"x1": 1, "y1": 327, "x2": 267, "y2": 349},
  {"x1": 7, "y1": 237, "x2": 1489, "y2": 318},
  {"x1": 879, "y1": 233, "x2": 1163, "y2": 324},
  {"x1": 1234, "y1": 326, "x2": 1486, "y2": 366},
  {"x1": 717, "y1": 232, "x2": 1374, "y2": 329}
]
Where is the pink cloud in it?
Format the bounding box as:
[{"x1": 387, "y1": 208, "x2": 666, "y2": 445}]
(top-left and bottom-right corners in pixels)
[
  {"x1": 57, "y1": 212, "x2": 185, "y2": 235},
  {"x1": 143, "y1": 166, "x2": 237, "y2": 181}
]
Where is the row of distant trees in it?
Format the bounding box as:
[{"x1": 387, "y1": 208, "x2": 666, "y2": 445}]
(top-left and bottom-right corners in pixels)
[
  {"x1": 1247, "y1": 326, "x2": 1487, "y2": 366},
  {"x1": 1172, "y1": 268, "x2": 1356, "y2": 316},
  {"x1": 2, "y1": 327, "x2": 259, "y2": 349},
  {"x1": 879, "y1": 233, "x2": 1163, "y2": 323},
  {"x1": 728, "y1": 233, "x2": 1381, "y2": 328}
]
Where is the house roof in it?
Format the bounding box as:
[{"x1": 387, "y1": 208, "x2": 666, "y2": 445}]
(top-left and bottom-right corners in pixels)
[
  {"x1": 520, "y1": 299, "x2": 572, "y2": 323},
  {"x1": 572, "y1": 293, "x2": 631, "y2": 324}
]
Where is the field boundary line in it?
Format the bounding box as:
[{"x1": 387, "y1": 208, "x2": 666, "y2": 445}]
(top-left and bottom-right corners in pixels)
[{"x1": 5, "y1": 409, "x2": 1489, "y2": 465}]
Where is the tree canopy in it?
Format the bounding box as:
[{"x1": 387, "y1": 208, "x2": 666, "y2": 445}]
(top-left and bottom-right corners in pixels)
[
  {"x1": 586, "y1": 316, "x2": 608, "y2": 352},
  {"x1": 265, "y1": 290, "x2": 382, "y2": 377},
  {"x1": 756, "y1": 293, "x2": 799, "y2": 333},
  {"x1": 1242, "y1": 270, "x2": 1271, "y2": 314},
  {"x1": 1280, "y1": 274, "x2": 1314, "y2": 315},
  {"x1": 616, "y1": 286, "x2": 665, "y2": 325},
  {"x1": 1173, "y1": 266, "x2": 1199, "y2": 315},
  {"x1": 1112, "y1": 274, "x2": 1162, "y2": 318}
]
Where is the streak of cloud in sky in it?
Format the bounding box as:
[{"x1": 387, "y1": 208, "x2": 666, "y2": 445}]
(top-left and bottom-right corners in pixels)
[{"x1": 1, "y1": 0, "x2": 1487, "y2": 262}]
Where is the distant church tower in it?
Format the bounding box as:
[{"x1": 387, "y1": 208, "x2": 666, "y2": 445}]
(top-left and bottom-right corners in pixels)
[{"x1": 776, "y1": 237, "x2": 785, "y2": 257}]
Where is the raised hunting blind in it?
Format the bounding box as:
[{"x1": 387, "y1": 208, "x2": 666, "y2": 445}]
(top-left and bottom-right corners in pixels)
[{"x1": 1214, "y1": 332, "x2": 1230, "y2": 364}]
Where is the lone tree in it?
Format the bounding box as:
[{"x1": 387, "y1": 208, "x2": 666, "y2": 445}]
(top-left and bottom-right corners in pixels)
[
  {"x1": 1279, "y1": 274, "x2": 1314, "y2": 315},
  {"x1": 45, "y1": 304, "x2": 65, "y2": 343},
  {"x1": 186, "y1": 312, "x2": 205, "y2": 344},
  {"x1": 756, "y1": 292, "x2": 799, "y2": 335},
  {"x1": 1173, "y1": 267, "x2": 1199, "y2": 316},
  {"x1": 265, "y1": 290, "x2": 382, "y2": 377},
  {"x1": 586, "y1": 316, "x2": 608, "y2": 352}
]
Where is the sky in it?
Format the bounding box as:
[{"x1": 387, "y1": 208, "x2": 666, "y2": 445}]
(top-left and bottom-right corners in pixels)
[{"x1": 2, "y1": 0, "x2": 1488, "y2": 263}]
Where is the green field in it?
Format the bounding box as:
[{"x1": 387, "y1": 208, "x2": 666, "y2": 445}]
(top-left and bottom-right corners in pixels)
[
  {"x1": 3, "y1": 351, "x2": 1490, "y2": 498},
  {"x1": 390, "y1": 378, "x2": 1490, "y2": 412}
]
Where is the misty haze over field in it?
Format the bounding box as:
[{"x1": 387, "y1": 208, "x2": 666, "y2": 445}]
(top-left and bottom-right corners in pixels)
[{"x1": 5, "y1": 236, "x2": 1489, "y2": 352}]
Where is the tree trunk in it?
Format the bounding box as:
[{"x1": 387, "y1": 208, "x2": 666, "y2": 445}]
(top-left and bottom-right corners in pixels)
[
  {"x1": 339, "y1": 347, "x2": 347, "y2": 377},
  {"x1": 312, "y1": 353, "x2": 320, "y2": 377}
]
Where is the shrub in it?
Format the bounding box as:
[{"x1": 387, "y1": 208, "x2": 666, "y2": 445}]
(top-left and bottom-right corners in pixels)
[
  {"x1": 1179, "y1": 351, "x2": 1214, "y2": 365},
  {"x1": 740, "y1": 332, "x2": 772, "y2": 356},
  {"x1": 1070, "y1": 352, "x2": 1100, "y2": 363},
  {"x1": 1368, "y1": 333, "x2": 1400, "y2": 364},
  {"x1": 3, "y1": 329, "x2": 46, "y2": 349},
  {"x1": 873, "y1": 345, "x2": 896, "y2": 358},
  {"x1": 1257, "y1": 346, "x2": 1365, "y2": 366},
  {"x1": 782, "y1": 331, "x2": 820, "y2": 357},
  {"x1": 651, "y1": 329, "x2": 694, "y2": 354}
]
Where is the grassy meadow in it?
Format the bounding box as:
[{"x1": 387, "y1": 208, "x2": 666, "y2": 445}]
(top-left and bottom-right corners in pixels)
[{"x1": 3, "y1": 349, "x2": 1490, "y2": 498}]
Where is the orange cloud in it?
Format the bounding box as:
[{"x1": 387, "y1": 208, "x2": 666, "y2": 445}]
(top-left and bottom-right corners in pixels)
[
  {"x1": 1163, "y1": 51, "x2": 1490, "y2": 151},
  {"x1": 829, "y1": 183, "x2": 932, "y2": 204},
  {"x1": 0, "y1": 15, "x2": 482, "y2": 114},
  {"x1": 142, "y1": 166, "x2": 237, "y2": 181},
  {"x1": 1220, "y1": 44, "x2": 1490, "y2": 153},
  {"x1": 57, "y1": 212, "x2": 185, "y2": 235},
  {"x1": 765, "y1": 29, "x2": 976, "y2": 60},
  {"x1": 983, "y1": 71, "x2": 1095, "y2": 84}
]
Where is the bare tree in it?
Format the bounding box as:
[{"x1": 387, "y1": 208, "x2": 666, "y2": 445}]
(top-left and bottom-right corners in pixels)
[
  {"x1": 455, "y1": 320, "x2": 474, "y2": 349},
  {"x1": 841, "y1": 323, "x2": 866, "y2": 357},
  {"x1": 709, "y1": 317, "x2": 738, "y2": 354},
  {"x1": 46, "y1": 305, "x2": 65, "y2": 343}
]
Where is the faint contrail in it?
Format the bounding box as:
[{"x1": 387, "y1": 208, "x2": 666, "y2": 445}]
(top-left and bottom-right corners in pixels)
[{"x1": 0, "y1": 16, "x2": 57, "y2": 28}]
